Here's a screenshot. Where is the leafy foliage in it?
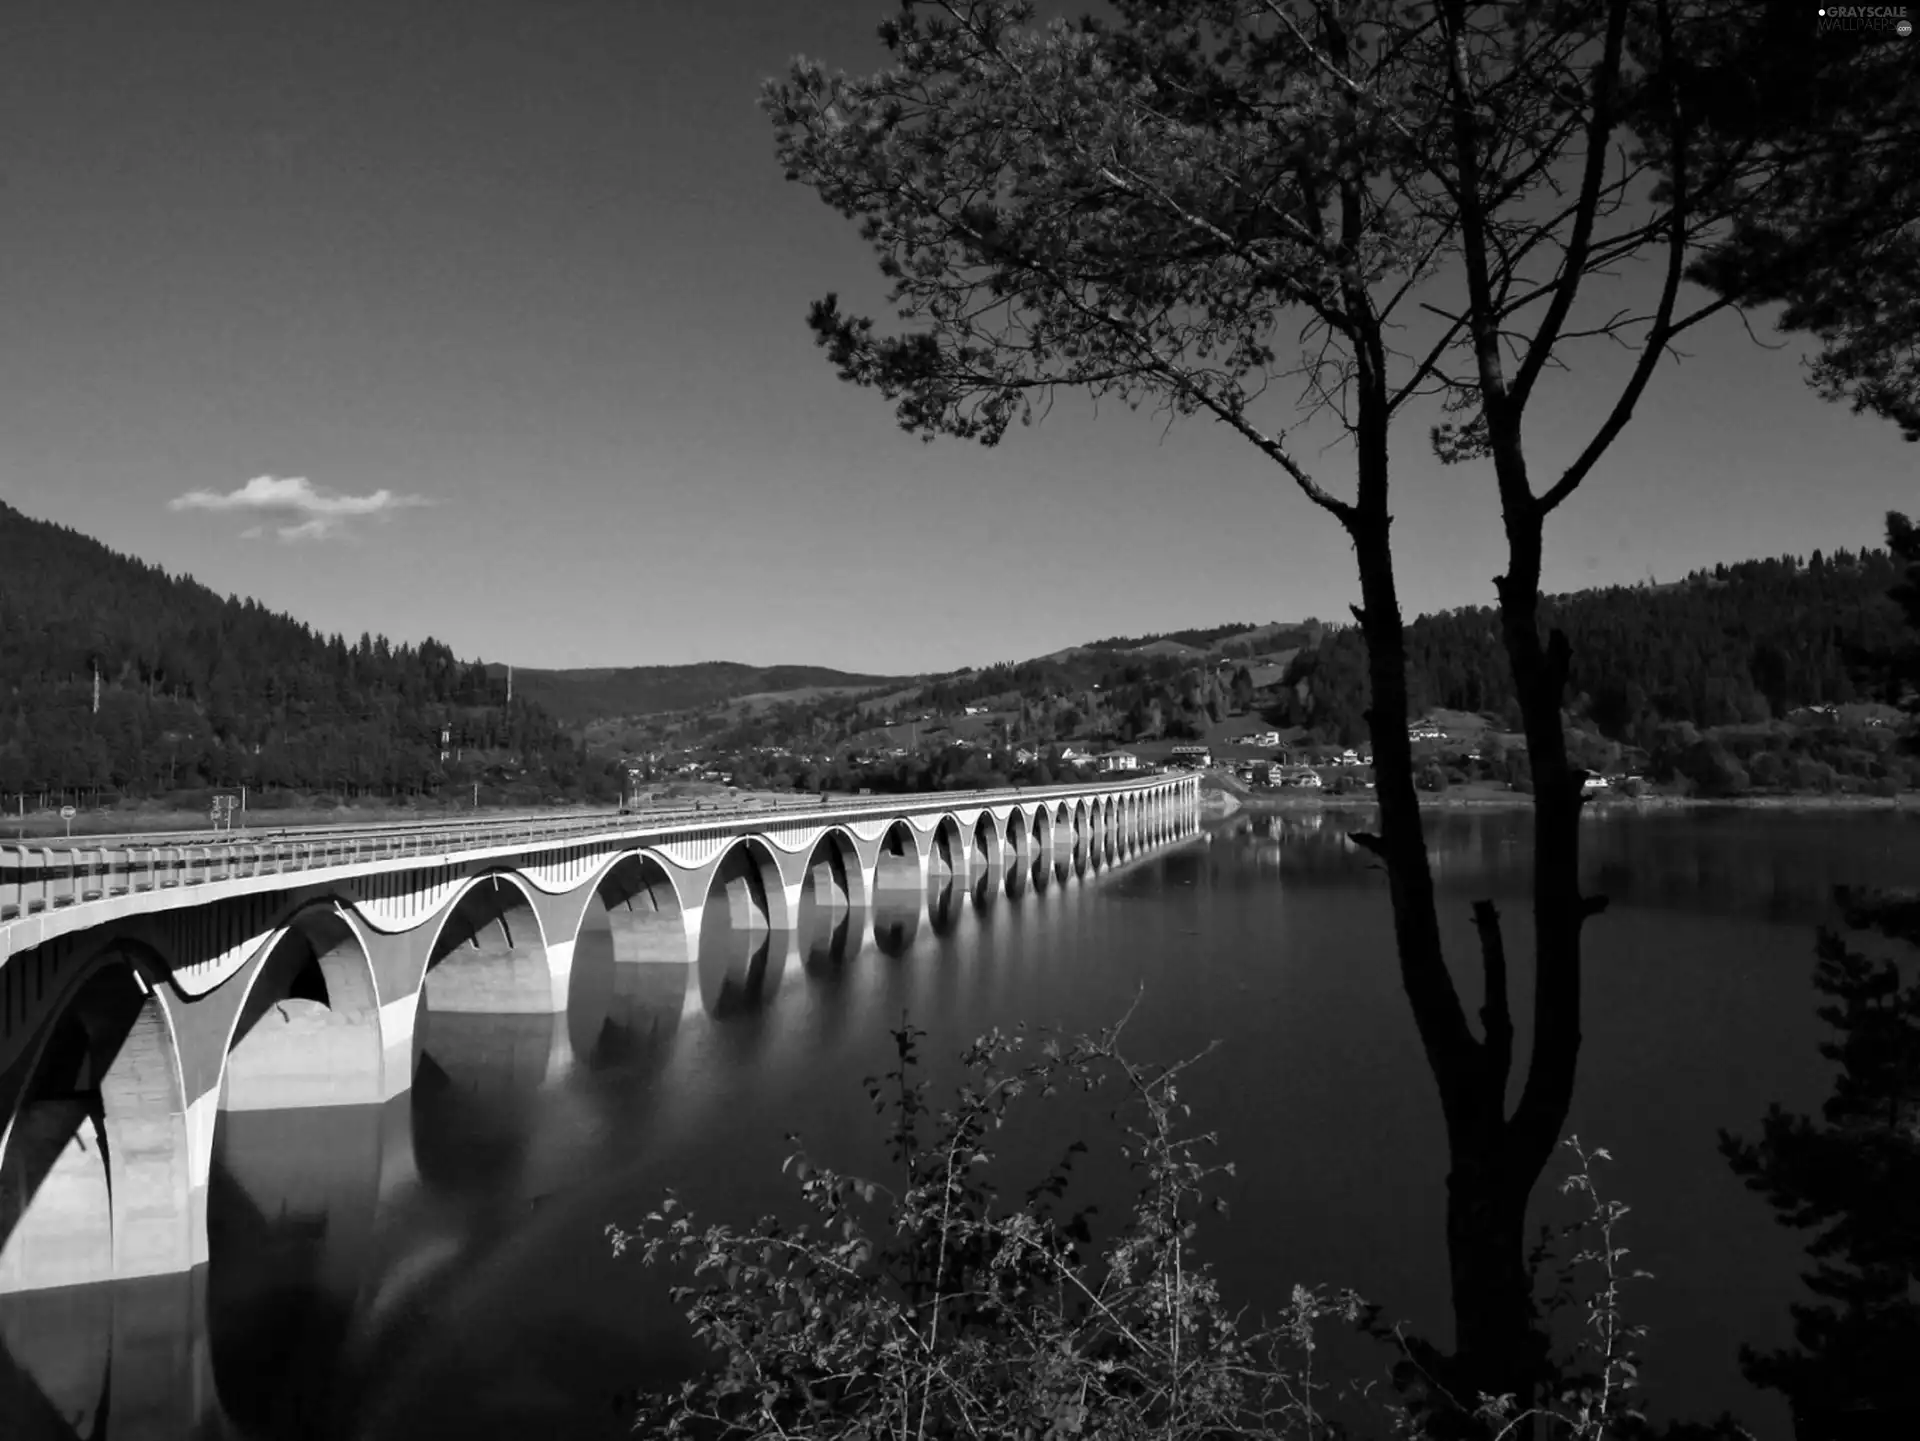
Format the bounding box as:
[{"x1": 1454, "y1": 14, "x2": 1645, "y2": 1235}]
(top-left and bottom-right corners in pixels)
[
  {"x1": 614, "y1": 1016, "x2": 1372, "y2": 1440},
  {"x1": 614, "y1": 1017, "x2": 1675, "y2": 1441}
]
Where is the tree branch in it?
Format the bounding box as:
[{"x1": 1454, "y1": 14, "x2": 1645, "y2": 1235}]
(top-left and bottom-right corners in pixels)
[
  {"x1": 1507, "y1": 0, "x2": 1633, "y2": 414},
  {"x1": 1538, "y1": 0, "x2": 1689, "y2": 518}
]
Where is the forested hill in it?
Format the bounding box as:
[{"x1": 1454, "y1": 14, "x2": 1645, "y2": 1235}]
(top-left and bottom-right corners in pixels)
[
  {"x1": 0, "y1": 500, "x2": 611, "y2": 803},
  {"x1": 503, "y1": 661, "x2": 905, "y2": 727},
  {"x1": 1273, "y1": 549, "x2": 1908, "y2": 743}
]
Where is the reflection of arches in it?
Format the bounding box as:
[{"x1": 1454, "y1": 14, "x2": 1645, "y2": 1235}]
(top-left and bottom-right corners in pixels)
[
  {"x1": 874, "y1": 907, "x2": 920, "y2": 958},
  {"x1": 1032, "y1": 805, "x2": 1053, "y2": 856},
  {"x1": 1, "y1": 944, "x2": 192, "y2": 1292},
  {"x1": 700, "y1": 932, "x2": 781, "y2": 1016},
  {"x1": 413, "y1": 1009, "x2": 571, "y2": 1194},
  {"x1": 421, "y1": 873, "x2": 556, "y2": 1016},
  {"x1": 220, "y1": 905, "x2": 383, "y2": 1112},
  {"x1": 1073, "y1": 800, "x2": 1089, "y2": 845},
  {"x1": 208, "y1": 1103, "x2": 387, "y2": 1435},
  {"x1": 1005, "y1": 854, "x2": 1030, "y2": 900},
  {"x1": 928, "y1": 877, "x2": 962, "y2": 937}
]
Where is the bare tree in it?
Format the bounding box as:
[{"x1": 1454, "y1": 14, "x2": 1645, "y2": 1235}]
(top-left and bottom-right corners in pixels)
[{"x1": 762, "y1": 0, "x2": 1918, "y2": 1418}]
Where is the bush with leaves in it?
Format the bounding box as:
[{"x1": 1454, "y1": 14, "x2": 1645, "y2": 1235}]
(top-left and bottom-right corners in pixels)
[
  {"x1": 612, "y1": 1013, "x2": 1675, "y2": 1441},
  {"x1": 613, "y1": 1015, "x2": 1371, "y2": 1439}
]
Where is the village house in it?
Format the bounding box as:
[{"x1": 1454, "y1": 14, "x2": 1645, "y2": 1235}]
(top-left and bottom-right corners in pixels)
[{"x1": 1097, "y1": 750, "x2": 1140, "y2": 773}]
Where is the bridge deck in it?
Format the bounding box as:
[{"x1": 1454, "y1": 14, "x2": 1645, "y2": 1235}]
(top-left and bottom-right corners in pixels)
[{"x1": 1, "y1": 775, "x2": 1182, "y2": 928}]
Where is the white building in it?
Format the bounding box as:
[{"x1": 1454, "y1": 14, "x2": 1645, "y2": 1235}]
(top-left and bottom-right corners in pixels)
[{"x1": 1098, "y1": 751, "x2": 1140, "y2": 773}]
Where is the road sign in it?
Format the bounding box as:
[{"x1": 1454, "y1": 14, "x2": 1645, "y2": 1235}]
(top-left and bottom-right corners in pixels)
[{"x1": 59, "y1": 806, "x2": 75, "y2": 819}]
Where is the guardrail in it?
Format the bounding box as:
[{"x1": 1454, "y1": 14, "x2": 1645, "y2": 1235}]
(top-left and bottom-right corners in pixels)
[{"x1": 0, "y1": 776, "x2": 1186, "y2": 925}]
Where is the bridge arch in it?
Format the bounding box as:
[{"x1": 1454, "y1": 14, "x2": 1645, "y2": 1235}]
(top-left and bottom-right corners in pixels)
[
  {"x1": 0, "y1": 940, "x2": 193, "y2": 1293},
  {"x1": 930, "y1": 815, "x2": 967, "y2": 882},
  {"x1": 217, "y1": 903, "x2": 384, "y2": 1113},
  {"x1": 800, "y1": 827, "x2": 866, "y2": 916},
  {"x1": 873, "y1": 819, "x2": 922, "y2": 892},
  {"x1": 1003, "y1": 806, "x2": 1028, "y2": 860},
  {"x1": 574, "y1": 850, "x2": 694, "y2": 967},
  {"x1": 419, "y1": 871, "x2": 556, "y2": 1017},
  {"x1": 701, "y1": 836, "x2": 790, "y2": 935}
]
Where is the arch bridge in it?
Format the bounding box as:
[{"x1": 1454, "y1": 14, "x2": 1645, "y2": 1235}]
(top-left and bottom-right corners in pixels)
[{"x1": 0, "y1": 773, "x2": 1198, "y2": 1295}]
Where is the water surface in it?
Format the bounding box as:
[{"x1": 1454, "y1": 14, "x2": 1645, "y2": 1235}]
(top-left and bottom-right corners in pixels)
[{"x1": 2, "y1": 809, "x2": 1912, "y2": 1438}]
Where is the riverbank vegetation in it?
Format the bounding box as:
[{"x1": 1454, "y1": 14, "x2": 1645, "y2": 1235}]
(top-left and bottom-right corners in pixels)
[{"x1": 616, "y1": 1016, "x2": 1664, "y2": 1441}]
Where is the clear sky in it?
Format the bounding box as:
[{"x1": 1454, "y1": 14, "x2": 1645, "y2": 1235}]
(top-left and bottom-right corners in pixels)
[{"x1": 1, "y1": 0, "x2": 1911, "y2": 675}]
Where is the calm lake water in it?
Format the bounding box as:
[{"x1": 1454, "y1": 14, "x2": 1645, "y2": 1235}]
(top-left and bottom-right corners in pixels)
[{"x1": 2, "y1": 807, "x2": 1913, "y2": 1439}]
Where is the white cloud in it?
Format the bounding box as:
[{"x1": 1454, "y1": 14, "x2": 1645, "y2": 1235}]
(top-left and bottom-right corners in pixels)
[{"x1": 169, "y1": 475, "x2": 433, "y2": 542}]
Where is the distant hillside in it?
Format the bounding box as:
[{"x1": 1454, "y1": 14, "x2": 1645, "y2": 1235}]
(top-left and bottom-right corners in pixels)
[
  {"x1": 493, "y1": 662, "x2": 905, "y2": 726},
  {"x1": 1273, "y1": 549, "x2": 1908, "y2": 745},
  {"x1": 0, "y1": 500, "x2": 610, "y2": 804}
]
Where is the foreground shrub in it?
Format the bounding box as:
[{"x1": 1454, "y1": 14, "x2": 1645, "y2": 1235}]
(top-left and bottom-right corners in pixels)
[
  {"x1": 612, "y1": 1011, "x2": 1676, "y2": 1440},
  {"x1": 612, "y1": 1015, "x2": 1368, "y2": 1439}
]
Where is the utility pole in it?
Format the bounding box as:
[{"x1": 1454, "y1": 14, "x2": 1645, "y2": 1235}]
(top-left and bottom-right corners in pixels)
[
  {"x1": 92, "y1": 664, "x2": 100, "y2": 716},
  {"x1": 506, "y1": 665, "x2": 513, "y2": 706}
]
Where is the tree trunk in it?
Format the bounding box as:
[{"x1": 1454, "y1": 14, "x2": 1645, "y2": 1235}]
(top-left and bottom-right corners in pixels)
[{"x1": 1346, "y1": 489, "x2": 1598, "y2": 1427}]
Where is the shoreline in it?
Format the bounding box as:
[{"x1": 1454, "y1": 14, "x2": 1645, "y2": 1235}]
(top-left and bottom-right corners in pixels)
[{"x1": 1200, "y1": 778, "x2": 1919, "y2": 818}]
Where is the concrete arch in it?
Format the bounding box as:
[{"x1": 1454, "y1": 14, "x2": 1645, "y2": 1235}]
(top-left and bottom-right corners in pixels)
[
  {"x1": 419, "y1": 871, "x2": 556, "y2": 1017},
  {"x1": 576, "y1": 851, "x2": 694, "y2": 967},
  {"x1": 968, "y1": 812, "x2": 1002, "y2": 879},
  {"x1": 800, "y1": 827, "x2": 866, "y2": 916},
  {"x1": 930, "y1": 815, "x2": 967, "y2": 882},
  {"x1": 218, "y1": 904, "x2": 385, "y2": 1113},
  {"x1": 1073, "y1": 799, "x2": 1089, "y2": 845},
  {"x1": 1004, "y1": 806, "x2": 1029, "y2": 859},
  {"x1": 1031, "y1": 804, "x2": 1053, "y2": 855},
  {"x1": 0, "y1": 941, "x2": 193, "y2": 1293},
  {"x1": 701, "y1": 836, "x2": 791, "y2": 935},
  {"x1": 874, "y1": 819, "x2": 924, "y2": 894}
]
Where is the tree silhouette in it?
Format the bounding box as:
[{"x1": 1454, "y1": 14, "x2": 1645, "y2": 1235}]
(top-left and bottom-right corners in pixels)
[{"x1": 1720, "y1": 888, "x2": 1920, "y2": 1440}]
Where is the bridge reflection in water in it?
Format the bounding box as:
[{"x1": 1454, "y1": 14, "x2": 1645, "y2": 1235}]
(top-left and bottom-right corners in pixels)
[{"x1": 0, "y1": 791, "x2": 1198, "y2": 1441}]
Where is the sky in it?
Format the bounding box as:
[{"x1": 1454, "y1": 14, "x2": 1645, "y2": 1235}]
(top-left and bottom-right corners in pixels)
[{"x1": 0, "y1": 0, "x2": 1912, "y2": 675}]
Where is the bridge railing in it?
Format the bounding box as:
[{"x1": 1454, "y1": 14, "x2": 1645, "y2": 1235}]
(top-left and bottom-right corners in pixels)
[{"x1": 0, "y1": 775, "x2": 1187, "y2": 923}]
